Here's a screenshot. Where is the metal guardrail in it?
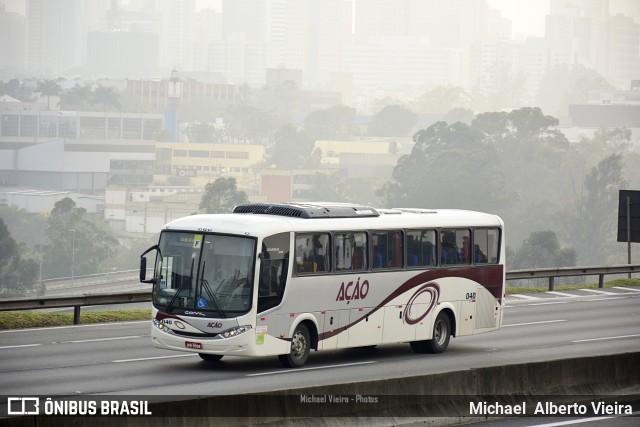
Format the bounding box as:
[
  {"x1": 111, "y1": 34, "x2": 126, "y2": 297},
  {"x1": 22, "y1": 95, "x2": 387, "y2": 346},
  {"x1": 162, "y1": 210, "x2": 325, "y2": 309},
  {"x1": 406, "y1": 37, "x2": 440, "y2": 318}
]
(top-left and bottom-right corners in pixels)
[
  {"x1": 506, "y1": 264, "x2": 640, "y2": 290},
  {"x1": 0, "y1": 264, "x2": 638, "y2": 325}
]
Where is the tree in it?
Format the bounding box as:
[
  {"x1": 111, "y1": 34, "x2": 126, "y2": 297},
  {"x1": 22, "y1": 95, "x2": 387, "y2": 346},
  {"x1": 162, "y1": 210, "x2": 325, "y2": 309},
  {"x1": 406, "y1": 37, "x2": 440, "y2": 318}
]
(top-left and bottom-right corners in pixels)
[
  {"x1": 0, "y1": 78, "x2": 35, "y2": 102},
  {"x1": 380, "y1": 121, "x2": 512, "y2": 213},
  {"x1": 43, "y1": 198, "x2": 114, "y2": 278},
  {"x1": 0, "y1": 219, "x2": 38, "y2": 297},
  {"x1": 368, "y1": 105, "x2": 417, "y2": 137},
  {"x1": 511, "y1": 230, "x2": 576, "y2": 269},
  {"x1": 224, "y1": 105, "x2": 276, "y2": 145},
  {"x1": 91, "y1": 85, "x2": 121, "y2": 111},
  {"x1": 199, "y1": 177, "x2": 249, "y2": 214},
  {"x1": 558, "y1": 154, "x2": 629, "y2": 265},
  {"x1": 59, "y1": 84, "x2": 92, "y2": 110},
  {"x1": 412, "y1": 85, "x2": 470, "y2": 115},
  {"x1": 303, "y1": 105, "x2": 355, "y2": 141},
  {"x1": 36, "y1": 79, "x2": 62, "y2": 110},
  {"x1": 268, "y1": 124, "x2": 318, "y2": 169}
]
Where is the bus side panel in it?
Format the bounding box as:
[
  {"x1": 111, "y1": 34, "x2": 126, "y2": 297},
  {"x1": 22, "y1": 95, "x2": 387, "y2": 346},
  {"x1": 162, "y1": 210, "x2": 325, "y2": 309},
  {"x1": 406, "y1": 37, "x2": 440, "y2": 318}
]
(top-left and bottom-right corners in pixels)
[
  {"x1": 319, "y1": 310, "x2": 350, "y2": 350},
  {"x1": 382, "y1": 304, "x2": 416, "y2": 343},
  {"x1": 458, "y1": 298, "x2": 476, "y2": 336},
  {"x1": 254, "y1": 313, "x2": 293, "y2": 356},
  {"x1": 347, "y1": 307, "x2": 383, "y2": 347},
  {"x1": 414, "y1": 308, "x2": 434, "y2": 340},
  {"x1": 473, "y1": 285, "x2": 501, "y2": 333}
]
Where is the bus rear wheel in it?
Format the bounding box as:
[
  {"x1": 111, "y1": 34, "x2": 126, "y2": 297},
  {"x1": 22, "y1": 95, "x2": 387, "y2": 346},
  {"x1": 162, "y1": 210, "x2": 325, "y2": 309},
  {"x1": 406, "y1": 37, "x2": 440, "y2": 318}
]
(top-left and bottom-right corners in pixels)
[
  {"x1": 278, "y1": 323, "x2": 310, "y2": 368},
  {"x1": 199, "y1": 353, "x2": 223, "y2": 362},
  {"x1": 410, "y1": 311, "x2": 451, "y2": 354}
]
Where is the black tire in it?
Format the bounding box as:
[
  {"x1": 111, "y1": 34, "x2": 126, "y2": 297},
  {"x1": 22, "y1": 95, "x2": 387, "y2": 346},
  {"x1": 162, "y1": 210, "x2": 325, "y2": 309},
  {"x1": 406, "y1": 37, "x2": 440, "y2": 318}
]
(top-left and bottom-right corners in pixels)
[
  {"x1": 199, "y1": 353, "x2": 223, "y2": 362},
  {"x1": 410, "y1": 311, "x2": 451, "y2": 354},
  {"x1": 278, "y1": 323, "x2": 311, "y2": 368}
]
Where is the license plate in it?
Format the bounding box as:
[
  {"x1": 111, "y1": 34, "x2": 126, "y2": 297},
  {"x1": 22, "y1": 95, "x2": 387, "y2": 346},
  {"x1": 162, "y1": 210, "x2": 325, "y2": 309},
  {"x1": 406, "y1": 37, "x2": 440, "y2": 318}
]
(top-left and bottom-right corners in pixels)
[{"x1": 185, "y1": 341, "x2": 202, "y2": 349}]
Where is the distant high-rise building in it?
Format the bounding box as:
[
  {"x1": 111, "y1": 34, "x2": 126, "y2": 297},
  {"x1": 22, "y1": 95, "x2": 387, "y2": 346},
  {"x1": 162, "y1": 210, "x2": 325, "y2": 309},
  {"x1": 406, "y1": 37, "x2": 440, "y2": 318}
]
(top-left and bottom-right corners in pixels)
[
  {"x1": 0, "y1": 6, "x2": 26, "y2": 73},
  {"x1": 87, "y1": 30, "x2": 158, "y2": 78},
  {"x1": 605, "y1": 14, "x2": 640, "y2": 88},
  {"x1": 26, "y1": 0, "x2": 86, "y2": 75},
  {"x1": 154, "y1": 0, "x2": 195, "y2": 72}
]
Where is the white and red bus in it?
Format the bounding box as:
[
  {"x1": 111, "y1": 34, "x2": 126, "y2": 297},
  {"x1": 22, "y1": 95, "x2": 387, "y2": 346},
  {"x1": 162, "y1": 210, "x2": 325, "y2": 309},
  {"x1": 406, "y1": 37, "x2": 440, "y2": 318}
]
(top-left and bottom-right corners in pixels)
[{"x1": 140, "y1": 202, "x2": 505, "y2": 367}]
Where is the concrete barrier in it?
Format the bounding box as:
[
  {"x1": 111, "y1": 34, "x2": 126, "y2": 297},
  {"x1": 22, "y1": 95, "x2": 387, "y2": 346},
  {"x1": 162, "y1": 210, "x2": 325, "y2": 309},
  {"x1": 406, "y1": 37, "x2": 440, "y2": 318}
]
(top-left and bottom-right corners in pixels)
[{"x1": 2, "y1": 352, "x2": 638, "y2": 427}]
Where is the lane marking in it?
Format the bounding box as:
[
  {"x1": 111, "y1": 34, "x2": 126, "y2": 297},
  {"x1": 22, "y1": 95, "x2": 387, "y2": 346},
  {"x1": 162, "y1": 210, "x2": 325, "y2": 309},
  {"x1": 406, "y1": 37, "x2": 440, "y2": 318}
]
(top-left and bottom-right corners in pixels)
[
  {"x1": 247, "y1": 361, "x2": 377, "y2": 377},
  {"x1": 0, "y1": 343, "x2": 42, "y2": 350},
  {"x1": 507, "y1": 301, "x2": 570, "y2": 307},
  {"x1": 503, "y1": 320, "x2": 567, "y2": 328},
  {"x1": 524, "y1": 415, "x2": 615, "y2": 427},
  {"x1": 547, "y1": 291, "x2": 575, "y2": 298},
  {"x1": 578, "y1": 288, "x2": 618, "y2": 295},
  {"x1": 65, "y1": 335, "x2": 145, "y2": 344},
  {"x1": 507, "y1": 294, "x2": 541, "y2": 300},
  {"x1": 582, "y1": 297, "x2": 627, "y2": 302},
  {"x1": 525, "y1": 411, "x2": 640, "y2": 427},
  {"x1": 113, "y1": 354, "x2": 198, "y2": 363},
  {"x1": 0, "y1": 321, "x2": 149, "y2": 334},
  {"x1": 572, "y1": 334, "x2": 640, "y2": 343},
  {"x1": 613, "y1": 286, "x2": 640, "y2": 293}
]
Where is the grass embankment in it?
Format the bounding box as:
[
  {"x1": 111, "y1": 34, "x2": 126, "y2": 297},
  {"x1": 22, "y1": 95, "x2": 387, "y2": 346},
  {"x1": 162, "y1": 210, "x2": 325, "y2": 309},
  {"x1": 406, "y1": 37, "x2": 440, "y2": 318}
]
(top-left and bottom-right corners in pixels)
[
  {"x1": 1, "y1": 278, "x2": 638, "y2": 330},
  {"x1": 0, "y1": 309, "x2": 151, "y2": 330}
]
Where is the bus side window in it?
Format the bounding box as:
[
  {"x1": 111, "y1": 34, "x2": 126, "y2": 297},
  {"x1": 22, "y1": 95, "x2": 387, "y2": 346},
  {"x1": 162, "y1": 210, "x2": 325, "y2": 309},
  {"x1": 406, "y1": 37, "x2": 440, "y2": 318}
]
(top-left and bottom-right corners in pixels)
[
  {"x1": 335, "y1": 232, "x2": 367, "y2": 272},
  {"x1": 407, "y1": 229, "x2": 437, "y2": 267},
  {"x1": 441, "y1": 229, "x2": 471, "y2": 265},
  {"x1": 474, "y1": 228, "x2": 500, "y2": 264},
  {"x1": 295, "y1": 233, "x2": 330, "y2": 274},
  {"x1": 372, "y1": 230, "x2": 403, "y2": 270}
]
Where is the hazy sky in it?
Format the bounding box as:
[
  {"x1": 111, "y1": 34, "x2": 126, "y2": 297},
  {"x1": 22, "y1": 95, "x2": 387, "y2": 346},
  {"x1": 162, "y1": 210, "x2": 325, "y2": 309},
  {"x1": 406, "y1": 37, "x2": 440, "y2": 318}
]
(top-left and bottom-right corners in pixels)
[
  {"x1": 2, "y1": 0, "x2": 552, "y2": 38},
  {"x1": 491, "y1": 0, "x2": 550, "y2": 37}
]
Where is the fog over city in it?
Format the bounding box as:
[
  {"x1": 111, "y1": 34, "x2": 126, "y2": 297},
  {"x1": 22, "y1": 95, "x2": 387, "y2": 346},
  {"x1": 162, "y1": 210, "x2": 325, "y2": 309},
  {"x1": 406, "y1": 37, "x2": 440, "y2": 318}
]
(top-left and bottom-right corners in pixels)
[{"x1": 0, "y1": 0, "x2": 639, "y2": 297}]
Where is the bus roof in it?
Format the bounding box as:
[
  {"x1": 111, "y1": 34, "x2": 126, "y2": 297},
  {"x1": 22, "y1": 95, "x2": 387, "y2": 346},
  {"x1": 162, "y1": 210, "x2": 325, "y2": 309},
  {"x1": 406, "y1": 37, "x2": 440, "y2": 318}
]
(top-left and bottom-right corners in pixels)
[{"x1": 162, "y1": 203, "x2": 503, "y2": 237}]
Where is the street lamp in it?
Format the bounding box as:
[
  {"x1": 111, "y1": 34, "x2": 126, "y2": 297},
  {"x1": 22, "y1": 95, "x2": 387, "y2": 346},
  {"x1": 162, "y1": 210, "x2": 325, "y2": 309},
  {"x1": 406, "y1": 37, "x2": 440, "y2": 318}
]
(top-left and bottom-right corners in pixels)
[
  {"x1": 70, "y1": 229, "x2": 76, "y2": 284},
  {"x1": 107, "y1": 215, "x2": 114, "y2": 278}
]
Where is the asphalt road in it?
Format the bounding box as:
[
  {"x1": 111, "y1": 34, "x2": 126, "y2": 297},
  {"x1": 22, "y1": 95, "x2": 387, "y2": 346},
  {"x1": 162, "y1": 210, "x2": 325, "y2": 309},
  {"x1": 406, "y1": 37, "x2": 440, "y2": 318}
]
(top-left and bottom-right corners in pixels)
[{"x1": 1, "y1": 286, "x2": 639, "y2": 400}]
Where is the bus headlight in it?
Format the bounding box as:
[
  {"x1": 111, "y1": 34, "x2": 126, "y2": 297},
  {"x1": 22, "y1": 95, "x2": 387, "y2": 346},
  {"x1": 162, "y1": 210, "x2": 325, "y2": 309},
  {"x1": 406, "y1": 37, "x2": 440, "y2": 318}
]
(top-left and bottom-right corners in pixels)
[
  {"x1": 218, "y1": 325, "x2": 252, "y2": 339},
  {"x1": 153, "y1": 318, "x2": 176, "y2": 335}
]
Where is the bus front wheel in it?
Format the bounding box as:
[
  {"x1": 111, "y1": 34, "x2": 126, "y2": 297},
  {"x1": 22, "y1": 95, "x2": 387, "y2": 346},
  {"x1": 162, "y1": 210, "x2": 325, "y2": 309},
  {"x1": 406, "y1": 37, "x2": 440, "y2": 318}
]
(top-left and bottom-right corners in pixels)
[
  {"x1": 279, "y1": 323, "x2": 310, "y2": 368},
  {"x1": 410, "y1": 311, "x2": 451, "y2": 354}
]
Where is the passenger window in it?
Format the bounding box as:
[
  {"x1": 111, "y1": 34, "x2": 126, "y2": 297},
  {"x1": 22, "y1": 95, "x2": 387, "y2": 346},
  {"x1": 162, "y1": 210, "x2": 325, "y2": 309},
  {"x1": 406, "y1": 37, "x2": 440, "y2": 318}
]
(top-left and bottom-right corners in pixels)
[
  {"x1": 335, "y1": 232, "x2": 368, "y2": 272},
  {"x1": 295, "y1": 233, "x2": 330, "y2": 274},
  {"x1": 372, "y1": 230, "x2": 403, "y2": 269},
  {"x1": 474, "y1": 228, "x2": 500, "y2": 264},
  {"x1": 407, "y1": 229, "x2": 437, "y2": 267},
  {"x1": 440, "y1": 229, "x2": 471, "y2": 265}
]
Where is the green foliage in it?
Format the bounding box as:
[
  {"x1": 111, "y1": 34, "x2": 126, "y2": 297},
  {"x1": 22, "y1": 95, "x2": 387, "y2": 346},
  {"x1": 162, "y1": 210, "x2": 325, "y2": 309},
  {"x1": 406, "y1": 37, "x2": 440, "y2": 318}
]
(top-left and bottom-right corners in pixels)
[
  {"x1": 412, "y1": 85, "x2": 470, "y2": 115},
  {"x1": 0, "y1": 78, "x2": 34, "y2": 102},
  {"x1": 511, "y1": 230, "x2": 576, "y2": 269},
  {"x1": 303, "y1": 105, "x2": 355, "y2": 141},
  {"x1": 381, "y1": 121, "x2": 512, "y2": 212},
  {"x1": 43, "y1": 198, "x2": 117, "y2": 279},
  {"x1": 199, "y1": 177, "x2": 249, "y2": 214},
  {"x1": 368, "y1": 104, "x2": 417, "y2": 137},
  {"x1": 225, "y1": 105, "x2": 276, "y2": 145},
  {"x1": 90, "y1": 85, "x2": 121, "y2": 111},
  {"x1": 0, "y1": 310, "x2": 151, "y2": 329},
  {"x1": 59, "y1": 84, "x2": 92, "y2": 110},
  {"x1": 536, "y1": 64, "x2": 613, "y2": 117},
  {"x1": 0, "y1": 219, "x2": 38, "y2": 297},
  {"x1": 268, "y1": 124, "x2": 318, "y2": 169},
  {"x1": 557, "y1": 154, "x2": 629, "y2": 265},
  {"x1": 36, "y1": 79, "x2": 62, "y2": 110}
]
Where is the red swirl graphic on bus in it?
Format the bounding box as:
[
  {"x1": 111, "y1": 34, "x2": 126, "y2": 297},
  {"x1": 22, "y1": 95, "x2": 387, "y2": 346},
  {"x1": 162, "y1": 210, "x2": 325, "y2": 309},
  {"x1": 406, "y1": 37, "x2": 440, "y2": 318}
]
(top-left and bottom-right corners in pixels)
[{"x1": 403, "y1": 282, "x2": 440, "y2": 325}]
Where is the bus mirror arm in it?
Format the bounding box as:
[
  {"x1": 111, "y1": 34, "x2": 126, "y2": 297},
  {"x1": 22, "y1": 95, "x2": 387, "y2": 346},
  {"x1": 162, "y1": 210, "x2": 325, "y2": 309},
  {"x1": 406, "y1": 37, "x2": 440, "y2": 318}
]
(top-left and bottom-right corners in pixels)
[{"x1": 140, "y1": 245, "x2": 159, "y2": 283}]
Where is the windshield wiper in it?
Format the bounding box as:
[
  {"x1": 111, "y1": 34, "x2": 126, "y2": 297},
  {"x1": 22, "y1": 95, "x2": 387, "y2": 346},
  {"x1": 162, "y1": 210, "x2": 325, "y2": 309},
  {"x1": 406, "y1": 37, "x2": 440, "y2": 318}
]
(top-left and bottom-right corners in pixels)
[
  {"x1": 165, "y1": 258, "x2": 194, "y2": 313},
  {"x1": 199, "y1": 262, "x2": 226, "y2": 318}
]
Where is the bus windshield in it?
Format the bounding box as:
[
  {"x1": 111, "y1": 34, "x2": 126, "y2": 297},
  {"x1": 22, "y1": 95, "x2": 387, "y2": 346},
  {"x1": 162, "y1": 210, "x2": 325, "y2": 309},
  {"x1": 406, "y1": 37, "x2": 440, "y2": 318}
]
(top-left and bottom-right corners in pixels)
[{"x1": 152, "y1": 231, "x2": 256, "y2": 317}]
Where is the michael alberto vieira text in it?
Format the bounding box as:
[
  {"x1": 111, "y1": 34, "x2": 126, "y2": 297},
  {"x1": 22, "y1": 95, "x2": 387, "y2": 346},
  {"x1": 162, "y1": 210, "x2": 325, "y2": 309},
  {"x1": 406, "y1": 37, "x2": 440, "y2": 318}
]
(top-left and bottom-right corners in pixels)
[{"x1": 470, "y1": 401, "x2": 633, "y2": 416}]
